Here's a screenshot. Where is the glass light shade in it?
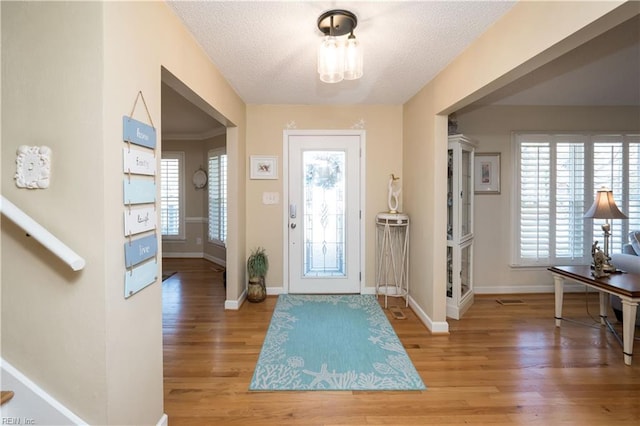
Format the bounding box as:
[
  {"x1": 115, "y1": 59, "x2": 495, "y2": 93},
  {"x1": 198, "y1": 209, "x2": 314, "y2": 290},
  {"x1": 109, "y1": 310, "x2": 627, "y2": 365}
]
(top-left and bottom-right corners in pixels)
[
  {"x1": 343, "y1": 36, "x2": 363, "y2": 80},
  {"x1": 318, "y1": 36, "x2": 344, "y2": 83}
]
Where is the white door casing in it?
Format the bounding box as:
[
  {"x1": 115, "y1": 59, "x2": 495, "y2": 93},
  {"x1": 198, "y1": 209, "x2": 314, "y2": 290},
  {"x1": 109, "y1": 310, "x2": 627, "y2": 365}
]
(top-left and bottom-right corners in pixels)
[{"x1": 283, "y1": 130, "x2": 365, "y2": 294}]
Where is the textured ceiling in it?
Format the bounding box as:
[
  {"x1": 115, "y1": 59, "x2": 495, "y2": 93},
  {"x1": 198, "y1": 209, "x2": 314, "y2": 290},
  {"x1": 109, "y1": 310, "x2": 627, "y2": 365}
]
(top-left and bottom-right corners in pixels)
[
  {"x1": 167, "y1": 0, "x2": 516, "y2": 105},
  {"x1": 161, "y1": 2, "x2": 639, "y2": 137}
]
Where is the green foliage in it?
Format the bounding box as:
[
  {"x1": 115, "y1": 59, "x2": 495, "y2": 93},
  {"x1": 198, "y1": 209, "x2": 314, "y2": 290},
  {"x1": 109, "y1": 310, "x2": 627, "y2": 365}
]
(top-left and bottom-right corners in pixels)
[{"x1": 247, "y1": 247, "x2": 269, "y2": 278}]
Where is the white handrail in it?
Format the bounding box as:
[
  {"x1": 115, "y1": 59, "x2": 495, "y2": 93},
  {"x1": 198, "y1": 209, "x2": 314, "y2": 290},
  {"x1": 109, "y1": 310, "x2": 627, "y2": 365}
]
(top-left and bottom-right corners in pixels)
[{"x1": 0, "y1": 195, "x2": 85, "y2": 271}]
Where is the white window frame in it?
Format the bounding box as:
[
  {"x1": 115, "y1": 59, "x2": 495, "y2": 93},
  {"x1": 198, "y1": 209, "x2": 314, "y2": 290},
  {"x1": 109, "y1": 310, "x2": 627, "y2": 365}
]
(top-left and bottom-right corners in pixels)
[
  {"x1": 160, "y1": 151, "x2": 185, "y2": 240},
  {"x1": 512, "y1": 132, "x2": 639, "y2": 267},
  {"x1": 208, "y1": 147, "x2": 227, "y2": 246}
]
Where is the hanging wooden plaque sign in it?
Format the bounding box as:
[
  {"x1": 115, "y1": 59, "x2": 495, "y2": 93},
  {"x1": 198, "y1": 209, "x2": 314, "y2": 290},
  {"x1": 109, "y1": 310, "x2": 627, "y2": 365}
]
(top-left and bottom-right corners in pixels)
[
  {"x1": 124, "y1": 206, "x2": 156, "y2": 236},
  {"x1": 124, "y1": 234, "x2": 158, "y2": 268},
  {"x1": 122, "y1": 116, "x2": 156, "y2": 149},
  {"x1": 124, "y1": 259, "x2": 158, "y2": 298},
  {"x1": 123, "y1": 179, "x2": 156, "y2": 205},
  {"x1": 123, "y1": 147, "x2": 156, "y2": 175},
  {"x1": 122, "y1": 91, "x2": 158, "y2": 299}
]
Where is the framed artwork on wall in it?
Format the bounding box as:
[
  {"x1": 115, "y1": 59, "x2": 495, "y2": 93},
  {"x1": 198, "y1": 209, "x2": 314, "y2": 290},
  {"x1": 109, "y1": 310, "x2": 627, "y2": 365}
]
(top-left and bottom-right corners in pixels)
[
  {"x1": 250, "y1": 155, "x2": 278, "y2": 179},
  {"x1": 474, "y1": 153, "x2": 500, "y2": 194}
]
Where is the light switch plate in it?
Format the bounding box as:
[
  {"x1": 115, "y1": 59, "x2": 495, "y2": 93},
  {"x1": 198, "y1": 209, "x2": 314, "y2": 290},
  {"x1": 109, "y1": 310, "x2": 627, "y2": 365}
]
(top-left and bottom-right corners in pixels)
[{"x1": 262, "y1": 192, "x2": 279, "y2": 205}]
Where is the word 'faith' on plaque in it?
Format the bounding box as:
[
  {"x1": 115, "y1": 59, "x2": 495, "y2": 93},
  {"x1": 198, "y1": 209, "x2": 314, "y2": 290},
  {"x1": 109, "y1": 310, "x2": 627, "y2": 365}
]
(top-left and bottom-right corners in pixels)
[{"x1": 123, "y1": 147, "x2": 156, "y2": 175}]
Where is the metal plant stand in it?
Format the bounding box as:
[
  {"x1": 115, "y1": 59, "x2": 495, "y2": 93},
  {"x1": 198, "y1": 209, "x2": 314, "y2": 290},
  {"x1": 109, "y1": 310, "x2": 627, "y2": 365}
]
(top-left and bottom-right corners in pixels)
[{"x1": 375, "y1": 212, "x2": 409, "y2": 308}]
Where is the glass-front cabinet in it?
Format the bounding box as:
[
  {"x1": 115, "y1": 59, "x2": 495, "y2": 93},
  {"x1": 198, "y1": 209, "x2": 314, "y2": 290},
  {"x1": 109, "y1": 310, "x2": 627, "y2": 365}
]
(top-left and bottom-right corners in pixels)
[{"x1": 447, "y1": 134, "x2": 477, "y2": 319}]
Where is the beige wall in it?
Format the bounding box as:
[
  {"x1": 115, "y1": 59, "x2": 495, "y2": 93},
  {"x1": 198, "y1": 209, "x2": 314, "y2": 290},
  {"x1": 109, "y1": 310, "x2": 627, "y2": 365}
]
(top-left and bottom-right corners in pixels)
[
  {"x1": 1, "y1": 1, "x2": 108, "y2": 421},
  {"x1": 246, "y1": 105, "x2": 402, "y2": 290},
  {"x1": 403, "y1": 1, "x2": 634, "y2": 331},
  {"x1": 456, "y1": 105, "x2": 640, "y2": 293},
  {"x1": 0, "y1": 0, "x2": 3, "y2": 388},
  {"x1": 2, "y1": 1, "x2": 245, "y2": 424},
  {"x1": 1, "y1": 0, "x2": 637, "y2": 422},
  {"x1": 102, "y1": 2, "x2": 245, "y2": 424}
]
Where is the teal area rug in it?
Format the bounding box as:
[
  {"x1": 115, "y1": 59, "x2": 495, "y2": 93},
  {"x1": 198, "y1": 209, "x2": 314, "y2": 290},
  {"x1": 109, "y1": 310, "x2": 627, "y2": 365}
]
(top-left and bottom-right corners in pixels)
[{"x1": 249, "y1": 294, "x2": 426, "y2": 391}]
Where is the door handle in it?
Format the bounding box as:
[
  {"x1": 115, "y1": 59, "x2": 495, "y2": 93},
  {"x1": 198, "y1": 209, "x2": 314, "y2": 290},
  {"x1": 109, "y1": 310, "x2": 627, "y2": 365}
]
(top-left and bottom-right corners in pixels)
[{"x1": 289, "y1": 204, "x2": 297, "y2": 219}]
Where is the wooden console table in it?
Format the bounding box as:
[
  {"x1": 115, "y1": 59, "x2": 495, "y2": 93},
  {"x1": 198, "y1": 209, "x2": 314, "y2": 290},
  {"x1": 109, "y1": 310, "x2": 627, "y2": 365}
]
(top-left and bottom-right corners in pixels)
[{"x1": 549, "y1": 265, "x2": 640, "y2": 365}]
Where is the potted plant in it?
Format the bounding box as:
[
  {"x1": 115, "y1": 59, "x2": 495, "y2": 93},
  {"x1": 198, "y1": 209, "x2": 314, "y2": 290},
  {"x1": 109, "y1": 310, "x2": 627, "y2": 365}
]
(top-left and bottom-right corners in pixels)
[{"x1": 247, "y1": 247, "x2": 268, "y2": 302}]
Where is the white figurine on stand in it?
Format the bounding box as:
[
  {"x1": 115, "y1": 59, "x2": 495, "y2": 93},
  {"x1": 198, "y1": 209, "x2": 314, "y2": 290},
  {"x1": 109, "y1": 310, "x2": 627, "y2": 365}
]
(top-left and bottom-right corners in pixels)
[{"x1": 388, "y1": 174, "x2": 401, "y2": 214}]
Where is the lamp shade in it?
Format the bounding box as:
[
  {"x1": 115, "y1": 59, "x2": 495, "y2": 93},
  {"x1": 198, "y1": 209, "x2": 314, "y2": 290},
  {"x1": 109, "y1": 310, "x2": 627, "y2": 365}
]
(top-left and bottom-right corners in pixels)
[{"x1": 584, "y1": 187, "x2": 628, "y2": 219}]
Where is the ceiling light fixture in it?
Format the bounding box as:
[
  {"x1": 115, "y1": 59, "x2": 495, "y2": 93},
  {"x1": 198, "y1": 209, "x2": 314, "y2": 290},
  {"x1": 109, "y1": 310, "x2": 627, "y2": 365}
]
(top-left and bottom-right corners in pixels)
[{"x1": 317, "y1": 9, "x2": 363, "y2": 83}]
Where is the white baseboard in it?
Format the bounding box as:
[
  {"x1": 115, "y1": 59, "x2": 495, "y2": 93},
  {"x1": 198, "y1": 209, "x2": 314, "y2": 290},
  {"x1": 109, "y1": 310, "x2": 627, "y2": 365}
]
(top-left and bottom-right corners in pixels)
[
  {"x1": 0, "y1": 358, "x2": 88, "y2": 425},
  {"x1": 475, "y1": 283, "x2": 588, "y2": 294},
  {"x1": 203, "y1": 253, "x2": 226, "y2": 267},
  {"x1": 163, "y1": 252, "x2": 226, "y2": 267},
  {"x1": 157, "y1": 413, "x2": 168, "y2": 426},
  {"x1": 267, "y1": 286, "x2": 284, "y2": 295},
  {"x1": 162, "y1": 251, "x2": 204, "y2": 258},
  {"x1": 225, "y1": 288, "x2": 247, "y2": 310},
  {"x1": 408, "y1": 295, "x2": 449, "y2": 334}
]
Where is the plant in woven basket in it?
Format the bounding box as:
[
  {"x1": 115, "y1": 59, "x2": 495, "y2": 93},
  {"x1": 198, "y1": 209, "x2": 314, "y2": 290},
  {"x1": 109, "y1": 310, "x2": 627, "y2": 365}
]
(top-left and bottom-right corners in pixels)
[{"x1": 247, "y1": 247, "x2": 268, "y2": 302}]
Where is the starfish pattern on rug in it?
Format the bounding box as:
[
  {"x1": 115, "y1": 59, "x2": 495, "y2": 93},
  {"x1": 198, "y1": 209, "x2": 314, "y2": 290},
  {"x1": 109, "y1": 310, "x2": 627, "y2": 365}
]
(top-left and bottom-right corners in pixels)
[{"x1": 250, "y1": 294, "x2": 426, "y2": 391}]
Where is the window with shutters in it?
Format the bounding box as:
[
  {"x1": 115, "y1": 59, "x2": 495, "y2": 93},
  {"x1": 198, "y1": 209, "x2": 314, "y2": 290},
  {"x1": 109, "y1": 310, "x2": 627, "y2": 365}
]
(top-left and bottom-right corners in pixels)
[
  {"x1": 208, "y1": 148, "x2": 227, "y2": 245},
  {"x1": 160, "y1": 152, "x2": 184, "y2": 239},
  {"x1": 513, "y1": 133, "x2": 639, "y2": 266}
]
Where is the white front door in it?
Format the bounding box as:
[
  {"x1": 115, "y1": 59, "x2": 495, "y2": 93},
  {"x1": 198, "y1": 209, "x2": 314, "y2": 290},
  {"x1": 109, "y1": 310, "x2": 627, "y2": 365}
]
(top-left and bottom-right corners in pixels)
[{"x1": 286, "y1": 131, "x2": 362, "y2": 294}]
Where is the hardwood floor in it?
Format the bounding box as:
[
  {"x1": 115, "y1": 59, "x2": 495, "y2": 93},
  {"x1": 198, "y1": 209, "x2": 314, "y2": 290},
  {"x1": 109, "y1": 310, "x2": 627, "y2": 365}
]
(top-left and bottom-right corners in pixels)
[{"x1": 162, "y1": 258, "x2": 640, "y2": 425}]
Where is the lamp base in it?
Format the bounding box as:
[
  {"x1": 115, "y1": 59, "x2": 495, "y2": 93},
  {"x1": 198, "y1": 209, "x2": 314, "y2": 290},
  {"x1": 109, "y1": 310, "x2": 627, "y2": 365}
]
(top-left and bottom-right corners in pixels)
[{"x1": 591, "y1": 240, "x2": 611, "y2": 278}]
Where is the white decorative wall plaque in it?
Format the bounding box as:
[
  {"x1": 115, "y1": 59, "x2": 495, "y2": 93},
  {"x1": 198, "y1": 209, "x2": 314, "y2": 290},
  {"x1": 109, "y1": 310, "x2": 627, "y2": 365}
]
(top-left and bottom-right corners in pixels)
[{"x1": 15, "y1": 145, "x2": 52, "y2": 189}]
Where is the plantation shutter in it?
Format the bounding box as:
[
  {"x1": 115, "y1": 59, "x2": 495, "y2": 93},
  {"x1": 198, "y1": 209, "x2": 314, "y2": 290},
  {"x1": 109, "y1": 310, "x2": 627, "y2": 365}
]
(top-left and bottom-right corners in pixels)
[
  {"x1": 519, "y1": 136, "x2": 551, "y2": 262},
  {"x1": 629, "y1": 138, "x2": 640, "y2": 235},
  {"x1": 161, "y1": 155, "x2": 182, "y2": 237},
  {"x1": 208, "y1": 150, "x2": 227, "y2": 243},
  {"x1": 514, "y1": 133, "x2": 639, "y2": 266},
  {"x1": 592, "y1": 137, "x2": 625, "y2": 253},
  {"x1": 555, "y1": 137, "x2": 585, "y2": 260}
]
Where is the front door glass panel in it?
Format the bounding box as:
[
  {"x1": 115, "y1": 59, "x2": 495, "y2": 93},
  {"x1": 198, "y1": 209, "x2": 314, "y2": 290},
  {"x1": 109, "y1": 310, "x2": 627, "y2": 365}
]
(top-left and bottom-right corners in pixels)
[{"x1": 303, "y1": 151, "x2": 346, "y2": 277}]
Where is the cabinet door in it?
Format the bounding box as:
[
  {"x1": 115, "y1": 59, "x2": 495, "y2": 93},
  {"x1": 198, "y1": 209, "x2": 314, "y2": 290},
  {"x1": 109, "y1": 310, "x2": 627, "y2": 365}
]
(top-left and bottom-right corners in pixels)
[
  {"x1": 447, "y1": 245, "x2": 453, "y2": 298},
  {"x1": 460, "y1": 240, "x2": 473, "y2": 301},
  {"x1": 460, "y1": 147, "x2": 473, "y2": 240},
  {"x1": 447, "y1": 149, "x2": 454, "y2": 240}
]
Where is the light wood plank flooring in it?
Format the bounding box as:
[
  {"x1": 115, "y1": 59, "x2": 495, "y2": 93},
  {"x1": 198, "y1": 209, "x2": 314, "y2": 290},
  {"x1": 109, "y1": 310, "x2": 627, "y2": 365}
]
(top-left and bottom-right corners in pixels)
[{"x1": 162, "y1": 258, "x2": 640, "y2": 425}]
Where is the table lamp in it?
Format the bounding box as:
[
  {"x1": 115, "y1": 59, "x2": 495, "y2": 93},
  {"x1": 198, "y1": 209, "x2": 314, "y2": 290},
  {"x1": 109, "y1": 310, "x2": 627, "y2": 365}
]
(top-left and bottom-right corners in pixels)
[{"x1": 584, "y1": 186, "x2": 628, "y2": 272}]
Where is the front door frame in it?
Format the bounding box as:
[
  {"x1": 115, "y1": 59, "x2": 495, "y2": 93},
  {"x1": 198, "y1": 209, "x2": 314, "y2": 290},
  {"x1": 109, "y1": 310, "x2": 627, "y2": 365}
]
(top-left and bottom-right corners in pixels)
[{"x1": 282, "y1": 129, "x2": 366, "y2": 294}]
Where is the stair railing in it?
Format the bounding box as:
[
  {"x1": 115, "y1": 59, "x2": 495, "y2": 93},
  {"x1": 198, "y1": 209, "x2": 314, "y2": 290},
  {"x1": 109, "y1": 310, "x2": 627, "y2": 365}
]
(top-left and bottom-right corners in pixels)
[{"x1": 0, "y1": 195, "x2": 85, "y2": 271}]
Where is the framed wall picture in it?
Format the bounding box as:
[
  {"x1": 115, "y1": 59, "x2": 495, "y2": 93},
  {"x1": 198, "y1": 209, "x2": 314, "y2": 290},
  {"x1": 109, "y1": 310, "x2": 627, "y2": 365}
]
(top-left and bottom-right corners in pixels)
[
  {"x1": 474, "y1": 153, "x2": 500, "y2": 194},
  {"x1": 250, "y1": 155, "x2": 278, "y2": 179}
]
